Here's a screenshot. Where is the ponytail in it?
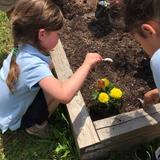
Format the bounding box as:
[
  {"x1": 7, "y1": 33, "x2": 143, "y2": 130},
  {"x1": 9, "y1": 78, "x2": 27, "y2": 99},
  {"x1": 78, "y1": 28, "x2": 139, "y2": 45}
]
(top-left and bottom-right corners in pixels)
[{"x1": 6, "y1": 45, "x2": 20, "y2": 93}]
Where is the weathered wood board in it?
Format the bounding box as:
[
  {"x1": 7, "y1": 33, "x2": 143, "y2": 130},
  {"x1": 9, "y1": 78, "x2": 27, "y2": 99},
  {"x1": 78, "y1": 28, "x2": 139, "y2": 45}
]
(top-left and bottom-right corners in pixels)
[
  {"x1": 51, "y1": 40, "x2": 100, "y2": 157},
  {"x1": 51, "y1": 40, "x2": 160, "y2": 160}
]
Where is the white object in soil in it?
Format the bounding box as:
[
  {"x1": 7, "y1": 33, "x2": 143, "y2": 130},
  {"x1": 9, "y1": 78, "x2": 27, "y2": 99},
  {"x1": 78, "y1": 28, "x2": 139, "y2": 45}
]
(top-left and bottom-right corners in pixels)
[{"x1": 102, "y1": 58, "x2": 113, "y2": 62}]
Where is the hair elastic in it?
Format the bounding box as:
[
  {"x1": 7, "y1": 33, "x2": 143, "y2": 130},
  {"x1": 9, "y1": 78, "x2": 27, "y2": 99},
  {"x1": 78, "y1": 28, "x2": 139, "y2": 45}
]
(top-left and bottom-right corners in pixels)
[{"x1": 12, "y1": 47, "x2": 19, "y2": 57}]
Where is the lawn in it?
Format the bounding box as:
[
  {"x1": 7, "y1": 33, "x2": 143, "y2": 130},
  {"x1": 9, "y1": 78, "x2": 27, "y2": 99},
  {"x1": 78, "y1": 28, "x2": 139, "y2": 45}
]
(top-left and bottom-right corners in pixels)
[
  {"x1": 0, "y1": 11, "x2": 12, "y2": 67},
  {"x1": 0, "y1": 107, "x2": 78, "y2": 160}
]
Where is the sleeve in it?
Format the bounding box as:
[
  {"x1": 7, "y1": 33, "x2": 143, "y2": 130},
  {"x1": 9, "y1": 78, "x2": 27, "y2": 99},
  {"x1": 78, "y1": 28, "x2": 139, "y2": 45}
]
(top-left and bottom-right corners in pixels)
[
  {"x1": 150, "y1": 55, "x2": 160, "y2": 89},
  {"x1": 23, "y1": 60, "x2": 53, "y2": 89}
]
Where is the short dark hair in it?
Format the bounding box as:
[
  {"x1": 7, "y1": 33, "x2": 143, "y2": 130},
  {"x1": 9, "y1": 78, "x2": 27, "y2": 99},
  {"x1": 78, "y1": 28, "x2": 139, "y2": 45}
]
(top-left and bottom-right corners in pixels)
[{"x1": 124, "y1": 0, "x2": 160, "y2": 34}]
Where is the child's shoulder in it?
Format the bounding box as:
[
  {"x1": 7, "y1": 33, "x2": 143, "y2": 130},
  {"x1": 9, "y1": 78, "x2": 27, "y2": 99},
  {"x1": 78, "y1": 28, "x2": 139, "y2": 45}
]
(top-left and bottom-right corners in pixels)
[
  {"x1": 18, "y1": 44, "x2": 50, "y2": 65},
  {"x1": 150, "y1": 48, "x2": 160, "y2": 67}
]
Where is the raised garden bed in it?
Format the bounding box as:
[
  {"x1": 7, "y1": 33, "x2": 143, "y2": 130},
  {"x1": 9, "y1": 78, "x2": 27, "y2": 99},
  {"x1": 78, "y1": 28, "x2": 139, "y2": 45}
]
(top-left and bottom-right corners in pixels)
[
  {"x1": 51, "y1": 40, "x2": 160, "y2": 160},
  {"x1": 51, "y1": 0, "x2": 160, "y2": 159},
  {"x1": 54, "y1": 0, "x2": 156, "y2": 118}
]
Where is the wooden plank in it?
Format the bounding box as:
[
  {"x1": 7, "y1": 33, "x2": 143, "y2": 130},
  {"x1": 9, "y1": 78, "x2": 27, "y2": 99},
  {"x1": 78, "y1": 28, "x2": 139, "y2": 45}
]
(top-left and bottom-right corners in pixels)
[
  {"x1": 50, "y1": 40, "x2": 100, "y2": 150},
  {"x1": 80, "y1": 105, "x2": 160, "y2": 159},
  {"x1": 94, "y1": 104, "x2": 160, "y2": 141},
  {"x1": 82, "y1": 122, "x2": 160, "y2": 158},
  {"x1": 94, "y1": 103, "x2": 160, "y2": 129}
]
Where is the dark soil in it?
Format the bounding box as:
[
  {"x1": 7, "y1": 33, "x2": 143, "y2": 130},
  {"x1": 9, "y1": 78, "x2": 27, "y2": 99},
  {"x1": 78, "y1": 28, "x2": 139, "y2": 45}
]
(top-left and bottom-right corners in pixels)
[{"x1": 53, "y1": 0, "x2": 155, "y2": 120}]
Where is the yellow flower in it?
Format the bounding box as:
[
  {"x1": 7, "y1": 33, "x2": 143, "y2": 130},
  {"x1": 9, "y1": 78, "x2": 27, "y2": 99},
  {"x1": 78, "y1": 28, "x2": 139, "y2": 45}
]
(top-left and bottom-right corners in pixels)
[
  {"x1": 98, "y1": 92, "x2": 110, "y2": 103},
  {"x1": 110, "y1": 87, "x2": 123, "y2": 99},
  {"x1": 101, "y1": 78, "x2": 110, "y2": 87}
]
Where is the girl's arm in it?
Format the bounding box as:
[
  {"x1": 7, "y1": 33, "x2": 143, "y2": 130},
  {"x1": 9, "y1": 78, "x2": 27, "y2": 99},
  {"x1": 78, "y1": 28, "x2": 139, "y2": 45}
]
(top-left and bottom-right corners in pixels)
[{"x1": 39, "y1": 53, "x2": 102, "y2": 104}]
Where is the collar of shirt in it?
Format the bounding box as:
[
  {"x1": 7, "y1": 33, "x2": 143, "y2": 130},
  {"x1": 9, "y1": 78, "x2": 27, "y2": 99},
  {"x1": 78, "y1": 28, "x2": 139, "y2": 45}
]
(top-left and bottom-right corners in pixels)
[
  {"x1": 19, "y1": 44, "x2": 51, "y2": 64},
  {"x1": 150, "y1": 48, "x2": 160, "y2": 64}
]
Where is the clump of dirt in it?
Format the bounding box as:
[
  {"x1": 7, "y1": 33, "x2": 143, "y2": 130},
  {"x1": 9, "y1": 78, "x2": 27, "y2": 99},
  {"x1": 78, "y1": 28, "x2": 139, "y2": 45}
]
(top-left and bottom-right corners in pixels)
[{"x1": 53, "y1": 0, "x2": 155, "y2": 120}]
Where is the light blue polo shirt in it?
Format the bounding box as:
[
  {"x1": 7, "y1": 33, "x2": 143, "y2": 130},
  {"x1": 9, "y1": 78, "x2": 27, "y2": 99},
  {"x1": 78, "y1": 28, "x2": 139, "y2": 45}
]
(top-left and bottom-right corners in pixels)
[
  {"x1": 0, "y1": 44, "x2": 53, "y2": 133},
  {"x1": 150, "y1": 48, "x2": 160, "y2": 89}
]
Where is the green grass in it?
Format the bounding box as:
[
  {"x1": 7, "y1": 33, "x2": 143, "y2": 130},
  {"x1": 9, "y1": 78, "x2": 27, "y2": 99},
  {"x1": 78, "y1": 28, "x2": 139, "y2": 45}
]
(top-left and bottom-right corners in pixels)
[
  {"x1": 0, "y1": 11, "x2": 12, "y2": 67},
  {"x1": 0, "y1": 106, "x2": 78, "y2": 160}
]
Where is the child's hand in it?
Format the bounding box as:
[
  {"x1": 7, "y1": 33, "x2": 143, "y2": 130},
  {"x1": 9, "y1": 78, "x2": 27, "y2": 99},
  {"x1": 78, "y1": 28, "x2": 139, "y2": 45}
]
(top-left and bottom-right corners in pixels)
[
  {"x1": 83, "y1": 53, "x2": 102, "y2": 69},
  {"x1": 144, "y1": 89, "x2": 160, "y2": 105}
]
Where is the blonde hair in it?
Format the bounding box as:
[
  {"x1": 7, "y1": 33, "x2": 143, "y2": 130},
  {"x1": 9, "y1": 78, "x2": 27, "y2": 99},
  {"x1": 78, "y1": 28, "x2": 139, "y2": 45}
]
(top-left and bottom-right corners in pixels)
[{"x1": 6, "y1": 0, "x2": 64, "y2": 92}]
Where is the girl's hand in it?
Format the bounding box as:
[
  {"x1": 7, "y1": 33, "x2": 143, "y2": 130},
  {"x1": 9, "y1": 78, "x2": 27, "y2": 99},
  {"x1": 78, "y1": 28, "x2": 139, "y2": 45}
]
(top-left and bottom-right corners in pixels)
[
  {"x1": 144, "y1": 89, "x2": 160, "y2": 105},
  {"x1": 83, "y1": 53, "x2": 102, "y2": 69}
]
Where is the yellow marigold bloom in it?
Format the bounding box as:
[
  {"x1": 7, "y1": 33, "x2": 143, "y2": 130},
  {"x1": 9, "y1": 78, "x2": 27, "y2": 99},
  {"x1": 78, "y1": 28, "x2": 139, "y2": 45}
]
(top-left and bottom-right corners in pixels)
[
  {"x1": 110, "y1": 87, "x2": 123, "y2": 99},
  {"x1": 98, "y1": 92, "x2": 110, "y2": 103},
  {"x1": 101, "y1": 78, "x2": 110, "y2": 87}
]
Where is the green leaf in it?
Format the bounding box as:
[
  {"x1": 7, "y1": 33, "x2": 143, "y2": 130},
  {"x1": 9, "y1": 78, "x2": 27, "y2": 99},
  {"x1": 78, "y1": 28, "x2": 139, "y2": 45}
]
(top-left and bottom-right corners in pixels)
[
  {"x1": 61, "y1": 150, "x2": 70, "y2": 158},
  {"x1": 61, "y1": 113, "x2": 69, "y2": 125},
  {"x1": 105, "y1": 82, "x2": 114, "y2": 92},
  {"x1": 92, "y1": 90, "x2": 99, "y2": 100}
]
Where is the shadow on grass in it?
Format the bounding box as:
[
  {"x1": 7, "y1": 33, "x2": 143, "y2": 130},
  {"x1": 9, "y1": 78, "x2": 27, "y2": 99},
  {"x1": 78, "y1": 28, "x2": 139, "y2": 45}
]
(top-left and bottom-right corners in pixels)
[{"x1": 0, "y1": 107, "x2": 79, "y2": 160}]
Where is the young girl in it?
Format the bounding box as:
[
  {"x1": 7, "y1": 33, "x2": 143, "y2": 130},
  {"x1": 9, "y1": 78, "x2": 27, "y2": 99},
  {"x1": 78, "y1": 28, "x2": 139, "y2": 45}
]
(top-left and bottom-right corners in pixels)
[
  {"x1": 0, "y1": 0, "x2": 102, "y2": 138},
  {"x1": 124, "y1": 0, "x2": 160, "y2": 105}
]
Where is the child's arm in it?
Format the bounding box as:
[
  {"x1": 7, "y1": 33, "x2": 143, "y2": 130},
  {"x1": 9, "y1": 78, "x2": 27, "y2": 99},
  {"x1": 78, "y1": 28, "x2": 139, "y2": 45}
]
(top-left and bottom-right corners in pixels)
[
  {"x1": 144, "y1": 88, "x2": 160, "y2": 105},
  {"x1": 39, "y1": 53, "x2": 102, "y2": 104}
]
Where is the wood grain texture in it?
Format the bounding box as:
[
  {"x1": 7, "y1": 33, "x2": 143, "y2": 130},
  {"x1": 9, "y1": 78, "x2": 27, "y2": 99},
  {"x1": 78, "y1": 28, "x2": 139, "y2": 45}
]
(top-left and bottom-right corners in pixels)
[{"x1": 50, "y1": 40, "x2": 100, "y2": 150}]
